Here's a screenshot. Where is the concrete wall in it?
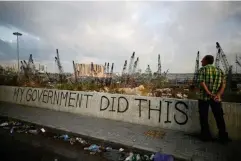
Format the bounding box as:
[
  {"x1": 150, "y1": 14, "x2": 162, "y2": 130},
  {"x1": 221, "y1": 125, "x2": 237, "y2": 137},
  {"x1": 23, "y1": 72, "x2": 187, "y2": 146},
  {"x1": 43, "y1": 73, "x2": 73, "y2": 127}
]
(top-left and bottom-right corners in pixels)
[{"x1": 0, "y1": 86, "x2": 240, "y2": 140}]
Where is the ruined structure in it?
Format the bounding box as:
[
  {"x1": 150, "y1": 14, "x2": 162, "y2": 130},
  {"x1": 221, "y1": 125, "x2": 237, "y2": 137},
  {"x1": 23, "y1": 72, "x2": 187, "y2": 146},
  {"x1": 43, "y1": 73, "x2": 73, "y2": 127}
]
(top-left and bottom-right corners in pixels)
[{"x1": 75, "y1": 63, "x2": 105, "y2": 77}]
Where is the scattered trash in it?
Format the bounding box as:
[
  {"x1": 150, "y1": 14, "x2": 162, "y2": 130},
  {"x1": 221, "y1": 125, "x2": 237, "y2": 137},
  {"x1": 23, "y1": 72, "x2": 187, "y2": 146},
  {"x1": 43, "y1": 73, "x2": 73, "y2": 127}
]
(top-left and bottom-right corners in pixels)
[
  {"x1": 136, "y1": 154, "x2": 141, "y2": 161},
  {"x1": 106, "y1": 147, "x2": 112, "y2": 151},
  {"x1": 28, "y1": 129, "x2": 38, "y2": 135},
  {"x1": 118, "y1": 152, "x2": 126, "y2": 161},
  {"x1": 69, "y1": 138, "x2": 76, "y2": 145},
  {"x1": 90, "y1": 151, "x2": 96, "y2": 155},
  {"x1": 142, "y1": 155, "x2": 150, "y2": 161},
  {"x1": 59, "y1": 134, "x2": 69, "y2": 141},
  {"x1": 16, "y1": 129, "x2": 27, "y2": 133},
  {"x1": 0, "y1": 118, "x2": 155, "y2": 160},
  {"x1": 0, "y1": 122, "x2": 8, "y2": 127},
  {"x1": 150, "y1": 154, "x2": 155, "y2": 160},
  {"x1": 12, "y1": 122, "x2": 22, "y2": 126},
  {"x1": 125, "y1": 152, "x2": 134, "y2": 161},
  {"x1": 76, "y1": 137, "x2": 87, "y2": 145},
  {"x1": 40, "y1": 128, "x2": 45, "y2": 133},
  {"x1": 119, "y1": 148, "x2": 124, "y2": 152},
  {"x1": 10, "y1": 127, "x2": 14, "y2": 134},
  {"x1": 84, "y1": 144, "x2": 101, "y2": 152}
]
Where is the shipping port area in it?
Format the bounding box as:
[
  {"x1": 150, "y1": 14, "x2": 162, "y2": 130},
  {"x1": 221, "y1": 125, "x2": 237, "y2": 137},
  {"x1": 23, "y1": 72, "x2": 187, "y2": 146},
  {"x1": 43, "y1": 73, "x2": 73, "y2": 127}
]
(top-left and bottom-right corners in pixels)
[{"x1": 0, "y1": 42, "x2": 241, "y2": 102}]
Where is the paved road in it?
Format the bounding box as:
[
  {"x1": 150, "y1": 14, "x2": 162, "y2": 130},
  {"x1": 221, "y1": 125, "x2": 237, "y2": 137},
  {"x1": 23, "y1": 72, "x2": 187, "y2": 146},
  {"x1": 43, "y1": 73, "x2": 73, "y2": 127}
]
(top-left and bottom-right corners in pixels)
[
  {"x1": 0, "y1": 129, "x2": 74, "y2": 161},
  {"x1": 0, "y1": 102, "x2": 241, "y2": 161},
  {"x1": 0, "y1": 123, "x2": 109, "y2": 161},
  {"x1": 0, "y1": 136, "x2": 74, "y2": 161}
]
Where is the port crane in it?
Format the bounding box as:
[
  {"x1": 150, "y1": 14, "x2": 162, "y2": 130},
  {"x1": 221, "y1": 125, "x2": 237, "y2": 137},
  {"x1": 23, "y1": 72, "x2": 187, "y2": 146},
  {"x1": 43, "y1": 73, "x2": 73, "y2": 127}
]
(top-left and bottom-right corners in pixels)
[
  {"x1": 110, "y1": 63, "x2": 114, "y2": 76},
  {"x1": 157, "y1": 54, "x2": 161, "y2": 75},
  {"x1": 128, "y1": 52, "x2": 135, "y2": 75},
  {"x1": 90, "y1": 62, "x2": 98, "y2": 77},
  {"x1": 163, "y1": 69, "x2": 169, "y2": 77},
  {"x1": 106, "y1": 62, "x2": 110, "y2": 75},
  {"x1": 132, "y1": 57, "x2": 139, "y2": 74},
  {"x1": 55, "y1": 49, "x2": 66, "y2": 83},
  {"x1": 145, "y1": 65, "x2": 152, "y2": 77},
  {"x1": 192, "y1": 51, "x2": 200, "y2": 85},
  {"x1": 27, "y1": 54, "x2": 36, "y2": 74},
  {"x1": 104, "y1": 62, "x2": 107, "y2": 74},
  {"x1": 72, "y1": 61, "x2": 77, "y2": 83},
  {"x1": 104, "y1": 62, "x2": 114, "y2": 86},
  {"x1": 215, "y1": 42, "x2": 233, "y2": 92},
  {"x1": 122, "y1": 60, "x2": 127, "y2": 75},
  {"x1": 108, "y1": 63, "x2": 114, "y2": 85},
  {"x1": 20, "y1": 61, "x2": 29, "y2": 79},
  {"x1": 235, "y1": 55, "x2": 241, "y2": 73},
  {"x1": 18, "y1": 54, "x2": 44, "y2": 85},
  {"x1": 20, "y1": 54, "x2": 37, "y2": 78}
]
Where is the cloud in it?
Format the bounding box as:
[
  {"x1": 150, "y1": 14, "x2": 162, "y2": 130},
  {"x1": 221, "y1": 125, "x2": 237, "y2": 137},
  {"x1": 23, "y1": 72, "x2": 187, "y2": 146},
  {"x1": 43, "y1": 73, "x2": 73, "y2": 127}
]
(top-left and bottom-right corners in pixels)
[{"x1": 0, "y1": 1, "x2": 241, "y2": 73}]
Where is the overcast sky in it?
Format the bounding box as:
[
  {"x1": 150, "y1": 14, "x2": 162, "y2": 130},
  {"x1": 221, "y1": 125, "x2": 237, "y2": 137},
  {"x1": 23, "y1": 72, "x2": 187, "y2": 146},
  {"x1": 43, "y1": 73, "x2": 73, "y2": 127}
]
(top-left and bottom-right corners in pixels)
[{"x1": 0, "y1": 1, "x2": 241, "y2": 73}]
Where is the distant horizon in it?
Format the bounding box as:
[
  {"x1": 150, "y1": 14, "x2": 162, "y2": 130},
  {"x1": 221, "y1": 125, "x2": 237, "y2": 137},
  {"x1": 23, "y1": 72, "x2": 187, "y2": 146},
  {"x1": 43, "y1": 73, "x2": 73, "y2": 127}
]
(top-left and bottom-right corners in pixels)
[
  {"x1": 1, "y1": 61, "x2": 241, "y2": 75},
  {"x1": 0, "y1": 63, "x2": 193, "y2": 74}
]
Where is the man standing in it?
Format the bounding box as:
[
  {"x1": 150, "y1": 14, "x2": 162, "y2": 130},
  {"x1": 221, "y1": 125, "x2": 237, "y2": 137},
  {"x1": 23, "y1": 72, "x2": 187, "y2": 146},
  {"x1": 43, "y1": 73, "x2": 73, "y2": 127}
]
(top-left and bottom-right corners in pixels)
[{"x1": 197, "y1": 55, "x2": 229, "y2": 143}]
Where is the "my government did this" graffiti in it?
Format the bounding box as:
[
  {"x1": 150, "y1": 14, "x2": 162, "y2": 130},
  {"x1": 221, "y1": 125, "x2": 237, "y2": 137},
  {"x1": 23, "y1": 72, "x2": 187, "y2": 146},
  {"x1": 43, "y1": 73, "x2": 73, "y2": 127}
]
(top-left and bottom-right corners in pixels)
[{"x1": 13, "y1": 87, "x2": 190, "y2": 126}]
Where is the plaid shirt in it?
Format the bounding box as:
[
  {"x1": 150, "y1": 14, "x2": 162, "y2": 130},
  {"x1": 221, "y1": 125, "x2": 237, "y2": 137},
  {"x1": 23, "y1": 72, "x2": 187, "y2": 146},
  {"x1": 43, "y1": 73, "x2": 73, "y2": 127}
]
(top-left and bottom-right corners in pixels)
[{"x1": 197, "y1": 64, "x2": 225, "y2": 100}]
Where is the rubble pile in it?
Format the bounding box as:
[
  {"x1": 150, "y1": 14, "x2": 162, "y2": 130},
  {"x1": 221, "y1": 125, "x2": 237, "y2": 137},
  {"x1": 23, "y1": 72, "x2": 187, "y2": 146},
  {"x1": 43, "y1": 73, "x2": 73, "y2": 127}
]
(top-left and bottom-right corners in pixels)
[
  {"x1": 118, "y1": 85, "x2": 148, "y2": 96},
  {"x1": 151, "y1": 88, "x2": 189, "y2": 99},
  {"x1": 153, "y1": 88, "x2": 173, "y2": 98},
  {"x1": 0, "y1": 118, "x2": 174, "y2": 161},
  {"x1": 101, "y1": 85, "x2": 190, "y2": 99},
  {"x1": 175, "y1": 93, "x2": 188, "y2": 99}
]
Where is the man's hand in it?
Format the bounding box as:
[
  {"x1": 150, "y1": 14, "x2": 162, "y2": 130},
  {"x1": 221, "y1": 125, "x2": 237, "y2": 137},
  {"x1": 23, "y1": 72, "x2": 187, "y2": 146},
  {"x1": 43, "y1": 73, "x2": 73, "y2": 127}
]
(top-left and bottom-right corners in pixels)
[
  {"x1": 213, "y1": 94, "x2": 222, "y2": 102},
  {"x1": 208, "y1": 93, "x2": 216, "y2": 99},
  {"x1": 205, "y1": 90, "x2": 214, "y2": 97},
  {"x1": 200, "y1": 82, "x2": 213, "y2": 96}
]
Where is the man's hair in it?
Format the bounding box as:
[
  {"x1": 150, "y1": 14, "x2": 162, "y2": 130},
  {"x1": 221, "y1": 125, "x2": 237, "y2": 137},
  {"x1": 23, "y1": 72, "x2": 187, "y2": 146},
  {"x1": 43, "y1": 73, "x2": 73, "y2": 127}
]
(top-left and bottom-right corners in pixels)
[{"x1": 204, "y1": 55, "x2": 214, "y2": 64}]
